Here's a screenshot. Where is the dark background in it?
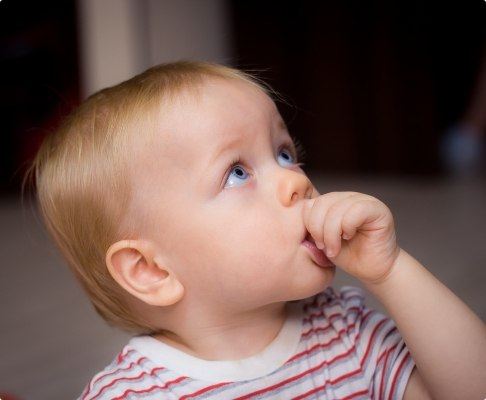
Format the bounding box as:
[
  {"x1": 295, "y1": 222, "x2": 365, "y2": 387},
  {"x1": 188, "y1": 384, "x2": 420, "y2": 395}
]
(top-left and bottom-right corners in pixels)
[
  {"x1": 230, "y1": 1, "x2": 485, "y2": 176},
  {"x1": 1, "y1": 0, "x2": 485, "y2": 194}
]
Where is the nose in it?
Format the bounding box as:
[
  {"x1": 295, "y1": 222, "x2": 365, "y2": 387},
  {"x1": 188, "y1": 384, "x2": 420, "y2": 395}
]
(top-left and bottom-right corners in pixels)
[{"x1": 277, "y1": 169, "x2": 315, "y2": 207}]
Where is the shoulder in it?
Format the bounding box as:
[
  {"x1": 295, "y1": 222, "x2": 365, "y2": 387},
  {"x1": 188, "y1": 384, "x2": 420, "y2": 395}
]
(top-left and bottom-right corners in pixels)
[
  {"x1": 305, "y1": 286, "x2": 417, "y2": 400},
  {"x1": 302, "y1": 285, "x2": 406, "y2": 361},
  {"x1": 78, "y1": 344, "x2": 162, "y2": 400},
  {"x1": 306, "y1": 285, "x2": 407, "y2": 348}
]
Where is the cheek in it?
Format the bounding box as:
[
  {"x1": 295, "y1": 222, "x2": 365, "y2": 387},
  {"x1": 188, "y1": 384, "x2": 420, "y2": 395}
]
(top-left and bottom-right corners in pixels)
[
  {"x1": 169, "y1": 204, "x2": 296, "y2": 291},
  {"x1": 211, "y1": 210, "x2": 293, "y2": 280}
]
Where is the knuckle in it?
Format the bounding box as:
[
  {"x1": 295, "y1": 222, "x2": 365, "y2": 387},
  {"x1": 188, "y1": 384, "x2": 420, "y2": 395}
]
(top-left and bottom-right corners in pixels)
[
  {"x1": 354, "y1": 198, "x2": 373, "y2": 210},
  {"x1": 328, "y1": 201, "x2": 342, "y2": 215}
]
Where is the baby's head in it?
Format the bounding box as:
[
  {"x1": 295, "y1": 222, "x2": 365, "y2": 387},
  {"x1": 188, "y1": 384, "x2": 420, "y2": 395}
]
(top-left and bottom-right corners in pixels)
[{"x1": 25, "y1": 61, "x2": 334, "y2": 336}]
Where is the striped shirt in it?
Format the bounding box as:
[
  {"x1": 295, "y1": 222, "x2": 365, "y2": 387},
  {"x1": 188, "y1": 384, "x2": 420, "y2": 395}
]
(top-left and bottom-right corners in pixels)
[{"x1": 78, "y1": 286, "x2": 415, "y2": 399}]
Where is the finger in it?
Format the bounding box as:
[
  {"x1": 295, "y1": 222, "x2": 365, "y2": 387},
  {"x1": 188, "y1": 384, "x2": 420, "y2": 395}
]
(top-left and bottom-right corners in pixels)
[
  {"x1": 341, "y1": 199, "x2": 389, "y2": 238},
  {"x1": 322, "y1": 194, "x2": 364, "y2": 257},
  {"x1": 304, "y1": 192, "x2": 359, "y2": 248}
]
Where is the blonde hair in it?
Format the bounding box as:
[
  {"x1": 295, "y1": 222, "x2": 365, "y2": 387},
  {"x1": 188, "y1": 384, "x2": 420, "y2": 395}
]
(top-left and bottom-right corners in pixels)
[{"x1": 21, "y1": 60, "x2": 286, "y2": 335}]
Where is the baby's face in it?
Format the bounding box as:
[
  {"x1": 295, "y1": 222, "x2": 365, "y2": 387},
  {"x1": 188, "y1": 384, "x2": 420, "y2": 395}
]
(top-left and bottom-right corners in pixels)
[{"x1": 129, "y1": 77, "x2": 335, "y2": 310}]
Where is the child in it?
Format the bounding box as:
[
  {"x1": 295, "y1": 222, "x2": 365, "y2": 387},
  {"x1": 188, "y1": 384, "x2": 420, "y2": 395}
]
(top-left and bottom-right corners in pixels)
[{"x1": 25, "y1": 61, "x2": 486, "y2": 399}]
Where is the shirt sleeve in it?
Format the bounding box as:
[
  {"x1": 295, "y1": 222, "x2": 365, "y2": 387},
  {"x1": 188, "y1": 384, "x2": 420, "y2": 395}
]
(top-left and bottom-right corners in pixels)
[{"x1": 339, "y1": 286, "x2": 416, "y2": 400}]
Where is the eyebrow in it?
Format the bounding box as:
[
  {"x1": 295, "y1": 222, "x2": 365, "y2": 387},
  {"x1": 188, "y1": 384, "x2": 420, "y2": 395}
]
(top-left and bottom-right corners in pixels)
[{"x1": 208, "y1": 118, "x2": 290, "y2": 166}]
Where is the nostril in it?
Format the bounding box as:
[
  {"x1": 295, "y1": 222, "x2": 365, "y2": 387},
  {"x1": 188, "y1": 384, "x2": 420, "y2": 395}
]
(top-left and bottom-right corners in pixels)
[{"x1": 291, "y1": 192, "x2": 298, "y2": 202}]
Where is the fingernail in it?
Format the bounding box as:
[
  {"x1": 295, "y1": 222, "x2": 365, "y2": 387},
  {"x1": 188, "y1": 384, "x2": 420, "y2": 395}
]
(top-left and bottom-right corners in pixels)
[
  {"x1": 316, "y1": 241, "x2": 325, "y2": 250},
  {"x1": 326, "y1": 248, "x2": 334, "y2": 257}
]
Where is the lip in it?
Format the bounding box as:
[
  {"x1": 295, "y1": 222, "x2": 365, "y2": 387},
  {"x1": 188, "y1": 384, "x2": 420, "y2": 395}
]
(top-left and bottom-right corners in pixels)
[{"x1": 301, "y1": 234, "x2": 335, "y2": 268}]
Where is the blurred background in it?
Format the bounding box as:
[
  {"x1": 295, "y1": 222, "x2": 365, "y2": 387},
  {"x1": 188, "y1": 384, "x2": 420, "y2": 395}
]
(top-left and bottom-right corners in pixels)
[{"x1": 1, "y1": 0, "x2": 485, "y2": 398}]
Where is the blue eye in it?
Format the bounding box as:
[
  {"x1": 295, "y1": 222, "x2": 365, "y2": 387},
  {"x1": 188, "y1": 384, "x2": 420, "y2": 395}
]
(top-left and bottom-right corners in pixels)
[
  {"x1": 223, "y1": 147, "x2": 300, "y2": 189},
  {"x1": 223, "y1": 159, "x2": 249, "y2": 189},
  {"x1": 278, "y1": 148, "x2": 296, "y2": 166}
]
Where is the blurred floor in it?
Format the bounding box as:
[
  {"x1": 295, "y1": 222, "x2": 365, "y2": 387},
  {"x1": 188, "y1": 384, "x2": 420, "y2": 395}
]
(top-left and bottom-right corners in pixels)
[{"x1": 0, "y1": 173, "x2": 485, "y2": 399}]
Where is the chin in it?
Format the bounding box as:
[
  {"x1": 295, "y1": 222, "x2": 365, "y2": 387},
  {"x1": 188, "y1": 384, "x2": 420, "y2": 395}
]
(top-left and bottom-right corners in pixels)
[
  {"x1": 305, "y1": 268, "x2": 335, "y2": 297},
  {"x1": 284, "y1": 278, "x2": 334, "y2": 303}
]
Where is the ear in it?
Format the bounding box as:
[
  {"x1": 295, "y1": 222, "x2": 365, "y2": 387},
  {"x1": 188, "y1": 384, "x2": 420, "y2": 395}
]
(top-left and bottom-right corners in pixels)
[{"x1": 105, "y1": 239, "x2": 184, "y2": 306}]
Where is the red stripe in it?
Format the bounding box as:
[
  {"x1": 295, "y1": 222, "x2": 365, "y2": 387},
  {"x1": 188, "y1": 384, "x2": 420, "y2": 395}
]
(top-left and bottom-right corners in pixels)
[
  {"x1": 118, "y1": 346, "x2": 135, "y2": 363},
  {"x1": 300, "y1": 310, "x2": 372, "y2": 372},
  {"x1": 88, "y1": 356, "x2": 148, "y2": 389},
  {"x1": 302, "y1": 307, "x2": 371, "y2": 337},
  {"x1": 238, "y1": 307, "x2": 364, "y2": 371},
  {"x1": 387, "y1": 351, "x2": 411, "y2": 400},
  {"x1": 87, "y1": 366, "x2": 167, "y2": 400},
  {"x1": 304, "y1": 305, "x2": 362, "y2": 325},
  {"x1": 81, "y1": 346, "x2": 137, "y2": 400},
  {"x1": 116, "y1": 347, "x2": 135, "y2": 364},
  {"x1": 379, "y1": 345, "x2": 392, "y2": 399},
  {"x1": 359, "y1": 317, "x2": 387, "y2": 366},
  {"x1": 302, "y1": 321, "x2": 357, "y2": 341},
  {"x1": 342, "y1": 389, "x2": 370, "y2": 400},
  {"x1": 287, "y1": 322, "x2": 357, "y2": 365},
  {"x1": 292, "y1": 386, "x2": 368, "y2": 400},
  {"x1": 178, "y1": 382, "x2": 234, "y2": 400},
  {"x1": 233, "y1": 347, "x2": 361, "y2": 400},
  {"x1": 370, "y1": 325, "x2": 399, "y2": 399},
  {"x1": 111, "y1": 376, "x2": 187, "y2": 400},
  {"x1": 82, "y1": 348, "x2": 138, "y2": 399},
  {"x1": 302, "y1": 307, "x2": 362, "y2": 336},
  {"x1": 301, "y1": 323, "x2": 333, "y2": 338},
  {"x1": 287, "y1": 308, "x2": 370, "y2": 366},
  {"x1": 292, "y1": 374, "x2": 368, "y2": 400},
  {"x1": 80, "y1": 384, "x2": 90, "y2": 399}
]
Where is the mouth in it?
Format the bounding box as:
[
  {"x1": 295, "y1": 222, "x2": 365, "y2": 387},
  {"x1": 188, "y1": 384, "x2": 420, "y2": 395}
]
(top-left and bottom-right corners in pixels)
[
  {"x1": 301, "y1": 231, "x2": 334, "y2": 268},
  {"x1": 301, "y1": 230, "x2": 319, "y2": 247},
  {"x1": 302, "y1": 231, "x2": 315, "y2": 244}
]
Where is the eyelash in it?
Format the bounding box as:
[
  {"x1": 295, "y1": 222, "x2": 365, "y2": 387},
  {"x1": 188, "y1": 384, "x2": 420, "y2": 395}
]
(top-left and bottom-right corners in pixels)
[{"x1": 224, "y1": 139, "x2": 307, "y2": 185}]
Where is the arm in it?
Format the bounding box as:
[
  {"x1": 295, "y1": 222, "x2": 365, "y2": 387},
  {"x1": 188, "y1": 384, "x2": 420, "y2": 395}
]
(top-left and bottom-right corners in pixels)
[
  {"x1": 402, "y1": 367, "x2": 431, "y2": 400},
  {"x1": 363, "y1": 248, "x2": 486, "y2": 400},
  {"x1": 303, "y1": 191, "x2": 486, "y2": 400}
]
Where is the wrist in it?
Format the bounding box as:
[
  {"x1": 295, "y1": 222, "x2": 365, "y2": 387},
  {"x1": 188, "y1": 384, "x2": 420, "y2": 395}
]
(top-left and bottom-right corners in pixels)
[{"x1": 361, "y1": 246, "x2": 405, "y2": 292}]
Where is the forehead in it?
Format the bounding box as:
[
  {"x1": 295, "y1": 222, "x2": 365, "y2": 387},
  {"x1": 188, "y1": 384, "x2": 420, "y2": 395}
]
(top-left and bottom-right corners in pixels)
[
  {"x1": 142, "y1": 77, "x2": 281, "y2": 159},
  {"x1": 128, "y1": 77, "x2": 283, "y2": 197},
  {"x1": 187, "y1": 77, "x2": 280, "y2": 142}
]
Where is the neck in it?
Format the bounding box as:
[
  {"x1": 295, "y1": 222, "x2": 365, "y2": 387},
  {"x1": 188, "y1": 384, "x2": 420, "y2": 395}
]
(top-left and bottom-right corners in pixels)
[{"x1": 151, "y1": 301, "x2": 289, "y2": 361}]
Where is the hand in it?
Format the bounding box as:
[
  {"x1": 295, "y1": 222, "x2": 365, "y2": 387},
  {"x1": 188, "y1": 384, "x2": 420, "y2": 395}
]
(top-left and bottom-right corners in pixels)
[{"x1": 303, "y1": 191, "x2": 401, "y2": 284}]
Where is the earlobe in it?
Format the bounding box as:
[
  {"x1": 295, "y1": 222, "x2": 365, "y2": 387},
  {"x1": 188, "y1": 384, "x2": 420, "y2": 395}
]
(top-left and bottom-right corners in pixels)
[{"x1": 105, "y1": 240, "x2": 184, "y2": 306}]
